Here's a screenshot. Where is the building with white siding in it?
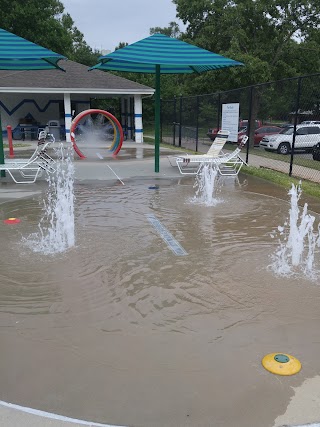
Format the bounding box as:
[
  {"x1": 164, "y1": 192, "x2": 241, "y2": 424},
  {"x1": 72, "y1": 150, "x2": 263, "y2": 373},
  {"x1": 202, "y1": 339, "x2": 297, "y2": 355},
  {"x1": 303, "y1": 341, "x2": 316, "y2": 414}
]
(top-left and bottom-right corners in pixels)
[{"x1": 0, "y1": 59, "x2": 154, "y2": 143}]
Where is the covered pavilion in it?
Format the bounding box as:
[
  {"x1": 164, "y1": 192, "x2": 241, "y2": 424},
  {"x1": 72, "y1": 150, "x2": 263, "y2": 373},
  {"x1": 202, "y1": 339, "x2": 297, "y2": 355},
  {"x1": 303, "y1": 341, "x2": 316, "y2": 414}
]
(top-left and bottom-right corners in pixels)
[{"x1": 0, "y1": 59, "x2": 154, "y2": 143}]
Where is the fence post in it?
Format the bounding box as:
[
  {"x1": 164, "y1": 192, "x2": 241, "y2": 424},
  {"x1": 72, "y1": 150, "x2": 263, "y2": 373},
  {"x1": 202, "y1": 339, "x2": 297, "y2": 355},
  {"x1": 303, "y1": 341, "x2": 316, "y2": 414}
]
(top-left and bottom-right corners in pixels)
[
  {"x1": 246, "y1": 86, "x2": 254, "y2": 164},
  {"x1": 173, "y1": 96, "x2": 177, "y2": 146},
  {"x1": 160, "y1": 98, "x2": 163, "y2": 143},
  {"x1": 217, "y1": 93, "x2": 221, "y2": 130},
  {"x1": 178, "y1": 95, "x2": 182, "y2": 147},
  {"x1": 0, "y1": 115, "x2": 4, "y2": 177},
  {"x1": 7, "y1": 125, "x2": 14, "y2": 158},
  {"x1": 290, "y1": 77, "x2": 302, "y2": 176},
  {"x1": 195, "y1": 96, "x2": 200, "y2": 152}
]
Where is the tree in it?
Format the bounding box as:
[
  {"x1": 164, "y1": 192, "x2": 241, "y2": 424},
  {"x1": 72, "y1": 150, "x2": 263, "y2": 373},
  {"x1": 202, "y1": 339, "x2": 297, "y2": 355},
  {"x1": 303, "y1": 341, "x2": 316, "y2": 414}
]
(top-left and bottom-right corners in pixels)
[
  {"x1": 115, "y1": 42, "x2": 129, "y2": 50},
  {"x1": 150, "y1": 22, "x2": 181, "y2": 38},
  {"x1": 60, "y1": 14, "x2": 100, "y2": 65},
  {"x1": 0, "y1": 0, "x2": 99, "y2": 66},
  {"x1": 173, "y1": 0, "x2": 320, "y2": 92},
  {"x1": 0, "y1": 0, "x2": 69, "y2": 53}
]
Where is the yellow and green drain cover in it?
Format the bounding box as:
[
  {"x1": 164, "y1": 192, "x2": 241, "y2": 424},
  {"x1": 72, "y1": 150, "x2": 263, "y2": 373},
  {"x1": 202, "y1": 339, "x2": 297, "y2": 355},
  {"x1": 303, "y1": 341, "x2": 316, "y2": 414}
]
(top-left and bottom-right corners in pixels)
[{"x1": 262, "y1": 353, "x2": 301, "y2": 376}]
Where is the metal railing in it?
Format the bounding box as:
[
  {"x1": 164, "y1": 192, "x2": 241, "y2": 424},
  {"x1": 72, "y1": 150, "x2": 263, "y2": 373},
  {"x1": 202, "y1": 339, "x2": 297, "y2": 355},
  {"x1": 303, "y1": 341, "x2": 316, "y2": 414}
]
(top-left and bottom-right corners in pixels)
[{"x1": 161, "y1": 73, "x2": 320, "y2": 183}]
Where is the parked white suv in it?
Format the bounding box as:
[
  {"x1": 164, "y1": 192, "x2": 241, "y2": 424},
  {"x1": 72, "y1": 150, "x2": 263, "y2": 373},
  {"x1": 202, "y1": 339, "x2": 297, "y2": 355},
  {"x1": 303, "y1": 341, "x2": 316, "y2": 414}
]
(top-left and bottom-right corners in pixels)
[{"x1": 259, "y1": 124, "x2": 320, "y2": 154}]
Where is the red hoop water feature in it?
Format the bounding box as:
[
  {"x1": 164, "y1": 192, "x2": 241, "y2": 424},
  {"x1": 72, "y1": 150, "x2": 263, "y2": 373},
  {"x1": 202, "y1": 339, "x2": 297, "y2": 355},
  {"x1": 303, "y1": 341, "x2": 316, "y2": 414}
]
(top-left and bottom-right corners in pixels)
[{"x1": 70, "y1": 109, "x2": 124, "y2": 159}]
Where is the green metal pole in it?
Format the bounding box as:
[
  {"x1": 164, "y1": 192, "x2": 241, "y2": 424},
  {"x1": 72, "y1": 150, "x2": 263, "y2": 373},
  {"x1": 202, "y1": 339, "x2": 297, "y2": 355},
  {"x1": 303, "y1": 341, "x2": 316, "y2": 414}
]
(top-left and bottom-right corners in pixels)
[
  {"x1": 0, "y1": 113, "x2": 5, "y2": 177},
  {"x1": 154, "y1": 64, "x2": 161, "y2": 173}
]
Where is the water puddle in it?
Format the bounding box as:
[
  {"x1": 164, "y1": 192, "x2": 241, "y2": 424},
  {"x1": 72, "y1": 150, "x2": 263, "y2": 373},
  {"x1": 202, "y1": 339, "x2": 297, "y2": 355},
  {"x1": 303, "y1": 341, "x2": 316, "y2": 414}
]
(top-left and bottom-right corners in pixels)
[{"x1": 0, "y1": 175, "x2": 320, "y2": 427}]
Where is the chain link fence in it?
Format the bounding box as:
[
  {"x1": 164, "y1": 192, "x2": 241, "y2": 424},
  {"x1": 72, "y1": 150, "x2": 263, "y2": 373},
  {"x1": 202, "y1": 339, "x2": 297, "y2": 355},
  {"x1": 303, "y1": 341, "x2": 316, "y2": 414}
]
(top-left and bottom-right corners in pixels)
[{"x1": 161, "y1": 73, "x2": 320, "y2": 183}]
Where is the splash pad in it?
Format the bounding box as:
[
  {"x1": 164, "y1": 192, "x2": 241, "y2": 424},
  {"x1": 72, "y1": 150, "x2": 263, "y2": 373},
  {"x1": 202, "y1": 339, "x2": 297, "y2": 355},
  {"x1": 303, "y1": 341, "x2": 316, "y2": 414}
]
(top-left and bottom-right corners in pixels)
[
  {"x1": 2, "y1": 165, "x2": 320, "y2": 426},
  {"x1": 70, "y1": 109, "x2": 124, "y2": 159}
]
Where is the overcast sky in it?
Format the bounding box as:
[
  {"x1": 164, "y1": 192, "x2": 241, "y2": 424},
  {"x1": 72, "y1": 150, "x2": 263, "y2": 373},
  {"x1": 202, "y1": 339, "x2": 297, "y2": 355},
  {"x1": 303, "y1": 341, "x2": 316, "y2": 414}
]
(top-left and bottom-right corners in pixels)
[{"x1": 62, "y1": 0, "x2": 184, "y2": 52}]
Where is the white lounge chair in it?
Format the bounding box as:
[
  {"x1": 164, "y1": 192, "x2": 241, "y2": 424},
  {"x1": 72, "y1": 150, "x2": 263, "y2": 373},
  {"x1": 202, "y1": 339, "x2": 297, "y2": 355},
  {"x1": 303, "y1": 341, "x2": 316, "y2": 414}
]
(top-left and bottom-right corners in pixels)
[
  {"x1": 172, "y1": 130, "x2": 230, "y2": 174},
  {"x1": 6, "y1": 131, "x2": 56, "y2": 166},
  {"x1": 0, "y1": 131, "x2": 56, "y2": 183},
  {"x1": 176, "y1": 134, "x2": 248, "y2": 176}
]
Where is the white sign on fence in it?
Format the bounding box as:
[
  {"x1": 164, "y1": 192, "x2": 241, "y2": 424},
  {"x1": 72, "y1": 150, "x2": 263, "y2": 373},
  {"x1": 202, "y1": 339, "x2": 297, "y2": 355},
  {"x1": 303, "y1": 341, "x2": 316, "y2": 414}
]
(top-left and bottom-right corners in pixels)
[{"x1": 221, "y1": 103, "x2": 240, "y2": 142}]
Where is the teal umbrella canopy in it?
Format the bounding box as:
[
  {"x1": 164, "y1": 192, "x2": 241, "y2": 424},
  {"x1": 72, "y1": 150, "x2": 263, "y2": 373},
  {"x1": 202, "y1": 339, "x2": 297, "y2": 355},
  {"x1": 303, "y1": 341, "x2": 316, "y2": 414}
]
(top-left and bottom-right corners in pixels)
[
  {"x1": 0, "y1": 27, "x2": 66, "y2": 70},
  {"x1": 0, "y1": 28, "x2": 66, "y2": 177},
  {"x1": 92, "y1": 33, "x2": 244, "y2": 172},
  {"x1": 91, "y1": 33, "x2": 243, "y2": 73}
]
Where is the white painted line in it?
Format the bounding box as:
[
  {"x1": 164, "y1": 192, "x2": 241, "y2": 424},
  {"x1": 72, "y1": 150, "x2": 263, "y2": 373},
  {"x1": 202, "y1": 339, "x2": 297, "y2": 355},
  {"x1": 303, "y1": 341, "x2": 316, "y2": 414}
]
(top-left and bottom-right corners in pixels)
[
  {"x1": 96, "y1": 153, "x2": 125, "y2": 185},
  {"x1": 0, "y1": 400, "x2": 126, "y2": 426},
  {"x1": 107, "y1": 165, "x2": 125, "y2": 185},
  {"x1": 146, "y1": 214, "x2": 188, "y2": 256},
  {"x1": 288, "y1": 425, "x2": 320, "y2": 427}
]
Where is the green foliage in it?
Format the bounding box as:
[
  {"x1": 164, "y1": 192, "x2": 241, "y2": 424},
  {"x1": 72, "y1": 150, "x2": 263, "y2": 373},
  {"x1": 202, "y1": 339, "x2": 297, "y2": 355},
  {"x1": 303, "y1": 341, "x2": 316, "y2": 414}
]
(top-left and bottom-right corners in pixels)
[
  {"x1": 0, "y1": 0, "x2": 66, "y2": 53},
  {"x1": 0, "y1": 0, "x2": 100, "y2": 66},
  {"x1": 168, "y1": 0, "x2": 320, "y2": 96},
  {"x1": 115, "y1": 42, "x2": 129, "y2": 50},
  {"x1": 2, "y1": 0, "x2": 320, "y2": 103},
  {"x1": 90, "y1": 98, "x2": 120, "y2": 117},
  {"x1": 242, "y1": 166, "x2": 320, "y2": 199},
  {"x1": 150, "y1": 22, "x2": 182, "y2": 38}
]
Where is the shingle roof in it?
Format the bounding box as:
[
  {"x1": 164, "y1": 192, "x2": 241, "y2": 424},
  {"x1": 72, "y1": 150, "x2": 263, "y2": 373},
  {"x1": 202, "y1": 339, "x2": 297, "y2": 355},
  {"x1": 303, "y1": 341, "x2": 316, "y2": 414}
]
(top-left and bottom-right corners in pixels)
[{"x1": 0, "y1": 59, "x2": 154, "y2": 93}]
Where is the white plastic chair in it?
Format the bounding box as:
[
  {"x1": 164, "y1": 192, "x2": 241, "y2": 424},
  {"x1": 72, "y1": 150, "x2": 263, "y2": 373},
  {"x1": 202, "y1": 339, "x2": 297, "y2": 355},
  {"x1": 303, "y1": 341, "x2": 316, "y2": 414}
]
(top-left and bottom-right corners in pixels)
[
  {"x1": 0, "y1": 131, "x2": 56, "y2": 183},
  {"x1": 170, "y1": 130, "x2": 230, "y2": 174},
  {"x1": 175, "y1": 134, "x2": 248, "y2": 176}
]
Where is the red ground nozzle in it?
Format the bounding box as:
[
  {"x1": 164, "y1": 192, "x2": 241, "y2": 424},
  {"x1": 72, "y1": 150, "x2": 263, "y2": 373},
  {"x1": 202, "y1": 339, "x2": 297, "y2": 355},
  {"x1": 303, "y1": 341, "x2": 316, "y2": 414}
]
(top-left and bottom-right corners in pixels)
[{"x1": 3, "y1": 217, "x2": 21, "y2": 224}]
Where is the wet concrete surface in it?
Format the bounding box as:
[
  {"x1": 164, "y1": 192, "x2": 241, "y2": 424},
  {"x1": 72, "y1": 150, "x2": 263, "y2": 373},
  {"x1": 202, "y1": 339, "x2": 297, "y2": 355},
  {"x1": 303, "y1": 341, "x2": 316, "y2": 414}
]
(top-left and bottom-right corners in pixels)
[{"x1": 1, "y1": 167, "x2": 320, "y2": 426}]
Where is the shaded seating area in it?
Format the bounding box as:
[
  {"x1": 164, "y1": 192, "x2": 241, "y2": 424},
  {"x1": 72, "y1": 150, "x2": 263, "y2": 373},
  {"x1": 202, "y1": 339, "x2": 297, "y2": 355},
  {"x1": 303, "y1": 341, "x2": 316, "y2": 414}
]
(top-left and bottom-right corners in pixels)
[
  {"x1": 175, "y1": 134, "x2": 248, "y2": 176},
  {"x1": 11, "y1": 113, "x2": 41, "y2": 141}
]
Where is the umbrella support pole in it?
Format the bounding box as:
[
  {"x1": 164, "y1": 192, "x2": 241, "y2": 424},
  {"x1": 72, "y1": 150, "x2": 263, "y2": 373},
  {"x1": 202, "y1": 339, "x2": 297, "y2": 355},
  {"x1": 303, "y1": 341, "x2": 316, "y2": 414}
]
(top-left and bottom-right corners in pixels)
[
  {"x1": 0, "y1": 114, "x2": 5, "y2": 177},
  {"x1": 154, "y1": 64, "x2": 161, "y2": 173}
]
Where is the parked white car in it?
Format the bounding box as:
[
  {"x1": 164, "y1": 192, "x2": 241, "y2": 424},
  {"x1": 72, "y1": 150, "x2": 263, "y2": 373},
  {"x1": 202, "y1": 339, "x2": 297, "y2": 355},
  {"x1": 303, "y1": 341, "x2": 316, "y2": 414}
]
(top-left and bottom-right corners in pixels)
[{"x1": 259, "y1": 124, "x2": 320, "y2": 154}]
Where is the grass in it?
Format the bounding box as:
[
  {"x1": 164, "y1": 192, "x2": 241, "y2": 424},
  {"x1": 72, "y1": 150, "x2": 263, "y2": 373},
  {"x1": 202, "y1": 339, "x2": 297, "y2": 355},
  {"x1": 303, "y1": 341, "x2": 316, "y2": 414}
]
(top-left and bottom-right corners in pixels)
[
  {"x1": 249, "y1": 148, "x2": 320, "y2": 171},
  {"x1": 241, "y1": 165, "x2": 320, "y2": 199},
  {"x1": 145, "y1": 137, "x2": 320, "y2": 199},
  {"x1": 144, "y1": 138, "x2": 198, "y2": 153},
  {"x1": 3, "y1": 143, "x2": 31, "y2": 148},
  {"x1": 218, "y1": 144, "x2": 320, "y2": 170},
  {"x1": 218, "y1": 144, "x2": 320, "y2": 171},
  {"x1": 143, "y1": 136, "x2": 155, "y2": 143}
]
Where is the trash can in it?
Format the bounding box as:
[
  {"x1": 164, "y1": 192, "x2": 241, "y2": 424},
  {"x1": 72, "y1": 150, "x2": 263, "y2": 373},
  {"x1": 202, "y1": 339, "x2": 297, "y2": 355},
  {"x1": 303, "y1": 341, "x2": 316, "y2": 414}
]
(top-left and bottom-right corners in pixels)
[{"x1": 47, "y1": 120, "x2": 60, "y2": 141}]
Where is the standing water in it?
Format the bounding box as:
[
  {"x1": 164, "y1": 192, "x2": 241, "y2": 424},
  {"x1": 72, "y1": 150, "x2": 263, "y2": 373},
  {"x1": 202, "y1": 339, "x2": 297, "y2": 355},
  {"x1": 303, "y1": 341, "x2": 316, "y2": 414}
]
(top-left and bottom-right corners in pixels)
[
  {"x1": 192, "y1": 163, "x2": 222, "y2": 206},
  {"x1": 24, "y1": 148, "x2": 75, "y2": 254},
  {"x1": 3, "y1": 175, "x2": 320, "y2": 427},
  {"x1": 270, "y1": 183, "x2": 320, "y2": 279}
]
